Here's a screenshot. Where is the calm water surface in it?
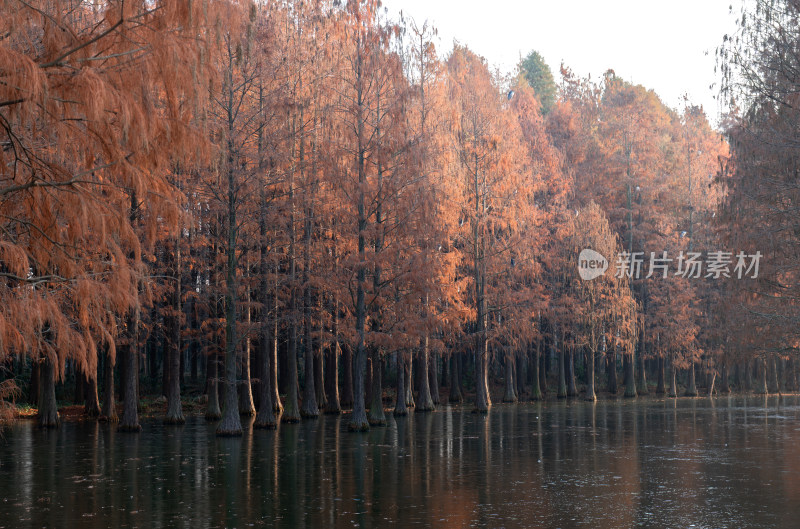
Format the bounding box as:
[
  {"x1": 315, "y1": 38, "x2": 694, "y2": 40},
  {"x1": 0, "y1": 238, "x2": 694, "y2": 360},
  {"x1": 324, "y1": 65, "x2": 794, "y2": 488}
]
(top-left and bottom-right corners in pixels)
[{"x1": 1, "y1": 396, "x2": 799, "y2": 528}]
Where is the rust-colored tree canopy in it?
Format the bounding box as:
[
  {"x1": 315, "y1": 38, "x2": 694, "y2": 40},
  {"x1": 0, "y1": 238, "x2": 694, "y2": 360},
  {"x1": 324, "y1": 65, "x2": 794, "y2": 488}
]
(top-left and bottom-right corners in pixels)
[{"x1": 0, "y1": 0, "x2": 795, "y2": 442}]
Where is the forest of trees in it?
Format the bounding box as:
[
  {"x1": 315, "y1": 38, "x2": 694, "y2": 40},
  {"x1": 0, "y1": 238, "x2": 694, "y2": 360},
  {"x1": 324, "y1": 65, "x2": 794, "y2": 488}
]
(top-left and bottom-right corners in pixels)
[{"x1": 0, "y1": 0, "x2": 797, "y2": 435}]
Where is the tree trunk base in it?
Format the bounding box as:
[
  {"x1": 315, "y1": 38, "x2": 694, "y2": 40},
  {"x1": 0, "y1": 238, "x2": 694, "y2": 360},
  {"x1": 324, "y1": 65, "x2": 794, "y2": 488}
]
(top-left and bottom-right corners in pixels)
[
  {"x1": 347, "y1": 419, "x2": 369, "y2": 432},
  {"x1": 254, "y1": 418, "x2": 277, "y2": 429},
  {"x1": 118, "y1": 423, "x2": 142, "y2": 432},
  {"x1": 216, "y1": 428, "x2": 244, "y2": 437},
  {"x1": 163, "y1": 415, "x2": 186, "y2": 425}
]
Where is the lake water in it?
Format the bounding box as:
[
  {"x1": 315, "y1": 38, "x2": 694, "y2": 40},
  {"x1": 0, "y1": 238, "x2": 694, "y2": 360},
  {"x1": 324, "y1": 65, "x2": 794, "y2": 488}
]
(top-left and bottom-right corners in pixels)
[{"x1": 1, "y1": 396, "x2": 799, "y2": 528}]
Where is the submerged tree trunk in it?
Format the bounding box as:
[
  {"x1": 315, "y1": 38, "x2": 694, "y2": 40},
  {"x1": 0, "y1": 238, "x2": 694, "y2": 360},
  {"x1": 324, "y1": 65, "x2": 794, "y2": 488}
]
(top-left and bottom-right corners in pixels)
[
  {"x1": 637, "y1": 345, "x2": 648, "y2": 395},
  {"x1": 84, "y1": 367, "x2": 101, "y2": 418},
  {"x1": 429, "y1": 352, "x2": 440, "y2": 406},
  {"x1": 708, "y1": 370, "x2": 716, "y2": 397},
  {"x1": 314, "y1": 339, "x2": 325, "y2": 409},
  {"x1": 539, "y1": 350, "x2": 548, "y2": 396},
  {"x1": 667, "y1": 354, "x2": 678, "y2": 397},
  {"x1": 216, "y1": 146, "x2": 244, "y2": 437},
  {"x1": 37, "y1": 358, "x2": 59, "y2": 428},
  {"x1": 417, "y1": 336, "x2": 435, "y2": 411},
  {"x1": 255, "y1": 204, "x2": 277, "y2": 429},
  {"x1": 449, "y1": 352, "x2": 463, "y2": 403},
  {"x1": 404, "y1": 357, "x2": 415, "y2": 408},
  {"x1": 238, "y1": 286, "x2": 256, "y2": 417},
  {"x1": 503, "y1": 348, "x2": 518, "y2": 403},
  {"x1": 254, "y1": 317, "x2": 276, "y2": 428},
  {"x1": 768, "y1": 356, "x2": 780, "y2": 394},
  {"x1": 623, "y1": 352, "x2": 637, "y2": 398},
  {"x1": 301, "y1": 307, "x2": 319, "y2": 418},
  {"x1": 685, "y1": 362, "x2": 698, "y2": 396},
  {"x1": 530, "y1": 341, "x2": 542, "y2": 401},
  {"x1": 394, "y1": 355, "x2": 408, "y2": 416},
  {"x1": 368, "y1": 352, "x2": 386, "y2": 426},
  {"x1": 655, "y1": 356, "x2": 665, "y2": 395},
  {"x1": 325, "y1": 341, "x2": 342, "y2": 414},
  {"x1": 165, "y1": 236, "x2": 185, "y2": 425},
  {"x1": 557, "y1": 342, "x2": 567, "y2": 399},
  {"x1": 720, "y1": 363, "x2": 730, "y2": 394},
  {"x1": 585, "y1": 348, "x2": 596, "y2": 402},
  {"x1": 473, "y1": 334, "x2": 491, "y2": 413},
  {"x1": 341, "y1": 342, "x2": 354, "y2": 409},
  {"x1": 119, "y1": 314, "x2": 141, "y2": 432},
  {"x1": 755, "y1": 357, "x2": 768, "y2": 394},
  {"x1": 101, "y1": 347, "x2": 118, "y2": 422},
  {"x1": 607, "y1": 347, "x2": 618, "y2": 394},
  {"x1": 205, "y1": 352, "x2": 222, "y2": 420},
  {"x1": 566, "y1": 348, "x2": 578, "y2": 398}
]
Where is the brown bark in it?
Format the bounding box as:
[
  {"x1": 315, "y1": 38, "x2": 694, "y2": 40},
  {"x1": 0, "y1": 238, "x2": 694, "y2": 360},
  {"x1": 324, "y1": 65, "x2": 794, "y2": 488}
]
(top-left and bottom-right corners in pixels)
[{"x1": 37, "y1": 358, "x2": 59, "y2": 428}]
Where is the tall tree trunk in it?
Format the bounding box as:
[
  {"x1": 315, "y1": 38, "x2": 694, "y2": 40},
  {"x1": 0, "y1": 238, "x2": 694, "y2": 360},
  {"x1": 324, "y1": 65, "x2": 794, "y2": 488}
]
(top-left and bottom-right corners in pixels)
[
  {"x1": 301, "y1": 173, "x2": 318, "y2": 418},
  {"x1": 623, "y1": 352, "x2": 637, "y2": 398},
  {"x1": 271, "y1": 277, "x2": 282, "y2": 413},
  {"x1": 768, "y1": 356, "x2": 780, "y2": 394},
  {"x1": 165, "y1": 235, "x2": 185, "y2": 425},
  {"x1": 325, "y1": 233, "x2": 342, "y2": 414},
  {"x1": 708, "y1": 370, "x2": 716, "y2": 397},
  {"x1": 119, "y1": 313, "x2": 141, "y2": 432},
  {"x1": 720, "y1": 363, "x2": 730, "y2": 394},
  {"x1": 668, "y1": 354, "x2": 678, "y2": 397},
  {"x1": 755, "y1": 357, "x2": 768, "y2": 394},
  {"x1": 417, "y1": 335, "x2": 435, "y2": 411},
  {"x1": 341, "y1": 342, "x2": 354, "y2": 409},
  {"x1": 394, "y1": 355, "x2": 408, "y2": 416},
  {"x1": 404, "y1": 357, "x2": 415, "y2": 408},
  {"x1": 315, "y1": 338, "x2": 326, "y2": 410},
  {"x1": 585, "y1": 348, "x2": 596, "y2": 402},
  {"x1": 74, "y1": 364, "x2": 85, "y2": 405},
  {"x1": 539, "y1": 349, "x2": 548, "y2": 396},
  {"x1": 530, "y1": 341, "x2": 542, "y2": 401},
  {"x1": 254, "y1": 321, "x2": 277, "y2": 429},
  {"x1": 368, "y1": 352, "x2": 386, "y2": 425},
  {"x1": 449, "y1": 352, "x2": 463, "y2": 403},
  {"x1": 255, "y1": 193, "x2": 277, "y2": 428},
  {"x1": 566, "y1": 347, "x2": 578, "y2": 397},
  {"x1": 301, "y1": 310, "x2": 319, "y2": 418},
  {"x1": 429, "y1": 352, "x2": 440, "y2": 405},
  {"x1": 29, "y1": 361, "x2": 40, "y2": 405},
  {"x1": 685, "y1": 362, "x2": 698, "y2": 396},
  {"x1": 238, "y1": 284, "x2": 256, "y2": 417},
  {"x1": 502, "y1": 348, "x2": 518, "y2": 403},
  {"x1": 101, "y1": 346, "x2": 117, "y2": 422},
  {"x1": 205, "y1": 351, "x2": 222, "y2": 420},
  {"x1": 655, "y1": 355, "x2": 665, "y2": 395},
  {"x1": 325, "y1": 341, "x2": 341, "y2": 414},
  {"x1": 37, "y1": 358, "x2": 59, "y2": 428},
  {"x1": 84, "y1": 368, "x2": 101, "y2": 418},
  {"x1": 119, "y1": 192, "x2": 141, "y2": 432},
  {"x1": 557, "y1": 337, "x2": 567, "y2": 399},
  {"x1": 607, "y1": 345, "x2": 618, "y2": 394},
  {"x1": 216, "y1": 131, "x2": 243, "y2": 437},
  {"x1": 637, "y1": 339, "x2": 648, "y2": 395}
]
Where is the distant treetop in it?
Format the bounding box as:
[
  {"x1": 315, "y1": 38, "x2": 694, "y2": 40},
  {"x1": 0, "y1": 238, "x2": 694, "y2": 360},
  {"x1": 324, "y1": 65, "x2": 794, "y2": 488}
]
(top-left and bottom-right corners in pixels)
[{"x1": 519, "y1": 50, "x2": 556, "y2": 114}]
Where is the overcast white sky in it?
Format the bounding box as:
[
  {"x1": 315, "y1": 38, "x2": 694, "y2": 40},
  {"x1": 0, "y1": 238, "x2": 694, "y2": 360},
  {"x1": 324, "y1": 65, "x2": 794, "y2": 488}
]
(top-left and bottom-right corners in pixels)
[{"x1": 381, "y1": 0, "x2": 741, "y2": 124}]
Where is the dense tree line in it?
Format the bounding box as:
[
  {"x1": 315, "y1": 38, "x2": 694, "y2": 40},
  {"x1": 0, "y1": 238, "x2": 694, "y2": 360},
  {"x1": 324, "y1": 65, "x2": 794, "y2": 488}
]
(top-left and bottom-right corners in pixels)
[{"x1": 0, "y1": 0, "x2": 796, "y2": 434}]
